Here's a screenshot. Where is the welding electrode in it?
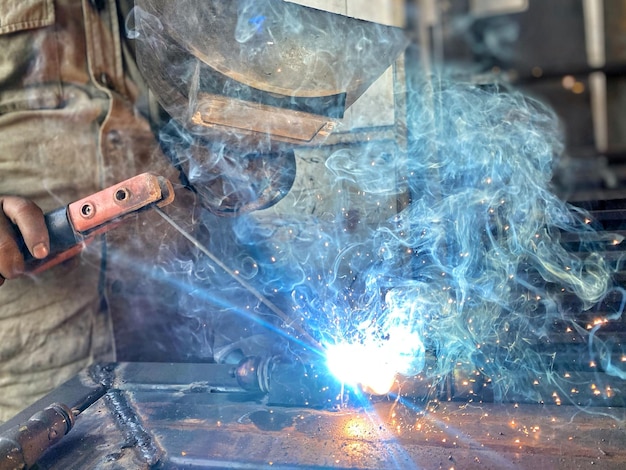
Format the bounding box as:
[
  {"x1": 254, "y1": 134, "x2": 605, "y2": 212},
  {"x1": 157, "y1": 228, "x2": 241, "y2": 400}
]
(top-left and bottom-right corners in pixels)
[
  {"x1": 0, "y1": 403, "x2": 74, "y2": 470},
  {"x1": 155, "y1": 207, "x2": 324, "y2": 351}
]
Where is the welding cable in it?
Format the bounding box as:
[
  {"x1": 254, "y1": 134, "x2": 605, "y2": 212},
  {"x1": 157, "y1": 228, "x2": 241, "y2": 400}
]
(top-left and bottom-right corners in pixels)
[{"x1": 155, "y1": 207, "x2": 323, "y2": 352}]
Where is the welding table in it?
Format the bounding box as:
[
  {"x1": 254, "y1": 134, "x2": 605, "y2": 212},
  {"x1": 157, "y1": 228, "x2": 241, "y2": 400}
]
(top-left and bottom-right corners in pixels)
[{"x1": 1, "y1": 362, "x2": 625, "y2": 469}]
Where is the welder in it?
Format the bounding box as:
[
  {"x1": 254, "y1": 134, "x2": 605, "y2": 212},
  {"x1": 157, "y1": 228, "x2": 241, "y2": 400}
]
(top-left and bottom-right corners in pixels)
[
  {"x1": 0, "y1": 0, "x2": 176, "y2": 423},
  {"x1": 0, "y1": 0, "x2": 291, "y2": 423},
  {"x1": 0, "y1": 0, "x2": 405, "y2": 425}
]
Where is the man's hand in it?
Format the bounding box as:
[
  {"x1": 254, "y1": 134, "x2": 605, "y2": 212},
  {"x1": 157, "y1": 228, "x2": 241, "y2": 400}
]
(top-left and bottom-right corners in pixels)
[{"x1": 0, "y1": 197, "x2": 50, "y2": 285}]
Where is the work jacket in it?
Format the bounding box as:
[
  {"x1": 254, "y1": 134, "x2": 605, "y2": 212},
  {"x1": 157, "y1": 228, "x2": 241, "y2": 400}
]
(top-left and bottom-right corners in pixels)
[{"x1": 0, "y1": 0, "x2": 179, "y2": 422}]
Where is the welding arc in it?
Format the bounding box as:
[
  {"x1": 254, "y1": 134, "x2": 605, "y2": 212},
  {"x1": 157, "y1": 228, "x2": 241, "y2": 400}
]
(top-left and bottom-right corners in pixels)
[{"x1": 155, "y1": 207, "x2": 323, "y2": 352}]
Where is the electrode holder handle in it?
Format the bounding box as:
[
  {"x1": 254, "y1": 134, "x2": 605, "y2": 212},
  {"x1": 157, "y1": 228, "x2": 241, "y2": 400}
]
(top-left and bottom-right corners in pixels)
[{"x1": 21, "y1": 172, "x2": 175, "y2": 274}]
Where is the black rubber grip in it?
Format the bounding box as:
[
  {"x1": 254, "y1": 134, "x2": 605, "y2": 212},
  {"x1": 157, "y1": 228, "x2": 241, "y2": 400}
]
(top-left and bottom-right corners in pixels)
[
  {"x1": 19, "y1": 206, "x2": 79, "y2": 263},
  {"x1": 44, "y1": 207, "x2": 79, "y2": 255}
]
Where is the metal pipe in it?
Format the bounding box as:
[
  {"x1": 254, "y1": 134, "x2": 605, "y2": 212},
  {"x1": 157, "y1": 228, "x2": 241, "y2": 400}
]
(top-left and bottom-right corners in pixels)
[{"x1": 0, "y1": 404, "x2": 74, "y2": 470}]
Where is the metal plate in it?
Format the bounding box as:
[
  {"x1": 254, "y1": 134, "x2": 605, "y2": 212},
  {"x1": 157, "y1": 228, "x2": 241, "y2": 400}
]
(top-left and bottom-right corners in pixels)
[{"x1": 6, "y1": 363, "x2": 624, "y2": 469}]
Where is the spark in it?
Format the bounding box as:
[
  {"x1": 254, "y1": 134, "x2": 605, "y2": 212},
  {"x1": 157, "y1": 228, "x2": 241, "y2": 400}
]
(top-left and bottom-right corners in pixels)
[{"x1": 325, "y1": 342, "x2": 399, "y2": 395}]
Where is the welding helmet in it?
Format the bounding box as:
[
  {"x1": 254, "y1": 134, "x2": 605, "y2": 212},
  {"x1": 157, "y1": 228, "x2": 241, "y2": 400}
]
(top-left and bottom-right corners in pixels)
[{"x1": 131, "y1": 0, "x2": 407, "y2": 214}]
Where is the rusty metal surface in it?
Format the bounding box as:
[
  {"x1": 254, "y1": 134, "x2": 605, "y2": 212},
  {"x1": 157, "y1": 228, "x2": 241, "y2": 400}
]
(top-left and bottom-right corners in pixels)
[{"x1": 9, "y1": 363, "x2": 623, "y2": 469}]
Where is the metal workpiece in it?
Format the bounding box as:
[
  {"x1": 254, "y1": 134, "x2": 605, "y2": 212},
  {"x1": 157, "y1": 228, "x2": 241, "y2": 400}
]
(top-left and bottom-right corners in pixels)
[
  {"x1": 0, "y1": 404, "x2": 74, "y2": 470},
  {"x1": 234, "y1": 356, "x2": 345, "y2": 408},
  {"x1": 110, "y1": 362, "x2": 249, "y2": 394},
  {"x1": 0, "y1": 359, "x2": 343, "y2": 468},
  {"x1": 3, "y1": 359, "x2": 623, "y2": 469},
  {"x1": 0, "y1": 368, "x2": 110, "y2": 470},
  {"x1": 111, "y1": 358, "x2": 345, "y2": 409},
  {"x1": 234, "y1": 356, "x2": 274, "y2": 393},
  {"x1": 1, "y1": 362, "x2": 626, "y2": 468},
  {"x1": 30, "y1": 375, "x2": 626, "y2": 469}
]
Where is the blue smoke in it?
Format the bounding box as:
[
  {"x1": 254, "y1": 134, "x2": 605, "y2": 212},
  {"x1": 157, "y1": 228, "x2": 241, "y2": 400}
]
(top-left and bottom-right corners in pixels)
[
  {"x1": 209, "y1": 71, "x2": 624, "y2": 403},
  {"x1": 153, "y1": 63, "x2": 625, "y2": 407}
]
